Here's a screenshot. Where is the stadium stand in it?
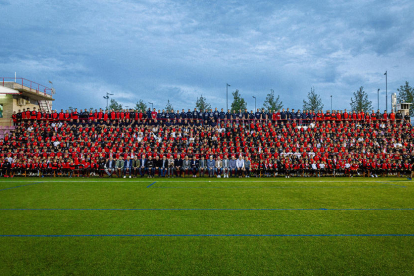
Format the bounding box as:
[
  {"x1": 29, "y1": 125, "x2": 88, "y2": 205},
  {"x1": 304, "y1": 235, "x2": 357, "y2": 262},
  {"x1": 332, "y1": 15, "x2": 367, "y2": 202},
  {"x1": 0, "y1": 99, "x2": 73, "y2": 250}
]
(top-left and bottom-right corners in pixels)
[{"x1": 0, "y1": 107, "x2": 413, "y2": 178}]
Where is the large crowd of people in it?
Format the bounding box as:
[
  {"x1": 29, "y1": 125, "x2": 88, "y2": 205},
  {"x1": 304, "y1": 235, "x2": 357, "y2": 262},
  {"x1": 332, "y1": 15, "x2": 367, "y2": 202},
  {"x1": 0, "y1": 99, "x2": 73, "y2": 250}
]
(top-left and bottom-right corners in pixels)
[{"x1": 1, "y1": 106, "x2": 413, "y2": 178}]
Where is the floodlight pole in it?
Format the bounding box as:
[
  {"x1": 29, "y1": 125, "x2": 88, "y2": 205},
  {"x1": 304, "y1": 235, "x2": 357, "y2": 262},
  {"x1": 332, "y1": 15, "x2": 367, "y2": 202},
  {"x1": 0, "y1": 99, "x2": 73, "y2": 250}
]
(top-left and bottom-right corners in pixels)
[
  {"x1": 330, "y1": 95, "x2": 332, "y2": 111},
  {"x1": 384, "y1": 71, "x2": 387, "y2": 112},
  {"x1": 226, "y1": 83, "x2": 231, "y2": 110},
  {"x1": 377, "y1": 89, "x2": 380, "y2": 110},
  {"x1": 148, "y1": 102, "x2": 153, "y2": 109},
  {"x1": 252, "y1": 96, "x2": 256, "y2": 111}
]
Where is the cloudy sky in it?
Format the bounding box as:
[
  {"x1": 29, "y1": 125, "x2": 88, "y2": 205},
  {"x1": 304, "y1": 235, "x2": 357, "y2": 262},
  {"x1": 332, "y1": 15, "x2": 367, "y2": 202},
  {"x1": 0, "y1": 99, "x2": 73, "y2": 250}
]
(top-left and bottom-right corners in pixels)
[{"x1": 0, "y1": 0, "x2": 413, "y2": 112}]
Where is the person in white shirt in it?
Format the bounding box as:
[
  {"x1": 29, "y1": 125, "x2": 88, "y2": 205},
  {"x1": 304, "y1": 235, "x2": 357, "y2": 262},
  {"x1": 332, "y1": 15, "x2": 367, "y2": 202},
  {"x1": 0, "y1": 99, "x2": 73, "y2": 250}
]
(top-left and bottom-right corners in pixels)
[{"x1": 236, "y1": 155, "x2": 245, "y2": 178}]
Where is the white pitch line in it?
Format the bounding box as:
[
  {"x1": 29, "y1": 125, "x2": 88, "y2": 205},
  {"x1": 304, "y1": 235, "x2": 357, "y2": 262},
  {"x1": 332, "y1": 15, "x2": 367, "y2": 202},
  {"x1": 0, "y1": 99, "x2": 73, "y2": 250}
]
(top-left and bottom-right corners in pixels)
[{"x1": 0, "y1": 180, "x2": 406, "y2": 183}]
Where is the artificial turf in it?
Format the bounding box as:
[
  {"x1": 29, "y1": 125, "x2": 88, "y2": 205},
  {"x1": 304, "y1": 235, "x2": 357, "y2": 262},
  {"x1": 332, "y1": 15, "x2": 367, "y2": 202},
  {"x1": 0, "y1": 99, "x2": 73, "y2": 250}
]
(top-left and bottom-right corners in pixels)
[{"x1": 0, "y1": 177, "x2": 413, "y2": 275}]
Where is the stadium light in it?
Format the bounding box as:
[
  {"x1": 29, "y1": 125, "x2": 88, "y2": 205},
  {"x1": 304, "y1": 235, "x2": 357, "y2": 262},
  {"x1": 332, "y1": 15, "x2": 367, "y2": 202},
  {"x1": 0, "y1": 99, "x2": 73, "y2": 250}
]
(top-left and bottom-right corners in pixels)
[
  {"x1": 148, "y1": 102, "x2": 153, "y2": 109},
  {"x1": 252, "y1": 96, "x2": 256, "y2": 111},
  {"x1": 226, "y1": 83, "x2": 231, "y2": 110}
]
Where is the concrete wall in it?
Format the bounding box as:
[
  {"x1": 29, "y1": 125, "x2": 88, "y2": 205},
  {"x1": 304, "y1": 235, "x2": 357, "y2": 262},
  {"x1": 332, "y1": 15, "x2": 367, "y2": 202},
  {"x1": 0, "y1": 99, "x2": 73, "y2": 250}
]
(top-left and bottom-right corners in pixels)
[{"x1": 0, "y1": 94, "x2": 39, "y2": 126}]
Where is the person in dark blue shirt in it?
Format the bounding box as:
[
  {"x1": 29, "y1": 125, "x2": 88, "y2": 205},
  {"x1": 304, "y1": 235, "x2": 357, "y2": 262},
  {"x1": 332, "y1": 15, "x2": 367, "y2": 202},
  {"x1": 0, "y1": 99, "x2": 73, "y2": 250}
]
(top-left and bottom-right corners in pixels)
[
  {"x1": 208, "y1": 109, "x2": 214, "y2": 121},
  {"x1": 243, "y1": 109, "x2": 249, "y2": 120},
  {"x1": 238, "y1": 109, "x2": 243, "y2": 121},
  {"x1": 213, "y1": 108, "x2": 219, "y2": 120},
  {"x1": 180, "y1": 109, "x2": 186, "y2": 119},
  {"x1": 203, "y1": 110, "x2": 209, "y2": 121},
  {"x1": 186, "y1": 109, "x2": 193, "y2": 119},
  {"x1": 226, "y1": 109, "x2": 232, "y2": 121},
  {"x1": 291, "y1": 109, "x2": 296, "y2": 120},
  {"x1": 169, "y1": 111, "x2": 175, "y2": 121},
  {"x1": 261, "y1": 109, "x2": 268, "y2": 121},
  {"x1": 219, "y1": 108, "x2": 226, "y2": 120},
  {"x1": 165, "y1": 110, "x2": 171, "y2": 120},
  {"x1": 280, "y1": 108, "x2": 286, "y2": 120},
  {"x1": 198, "y1": 109, "x2": 204, "y2": 120},
  {"x1": 249, "y1": 110, "x2": 255, "y2": 120},
  {"x1": 255, "y1": 109, "x2": 261, "y2": 120},
  {"x1": 231, "y1": 110, "x2": 237, "y2": 121},
  {"x1": 175, "y1": 110, "x2": 181, "y2": 122},
  {"x1": 286, "y1": 108, "x2": 292, "y2": 120},
  {"x1": 192, "y1": 108, "x2": 198, "y2": 119}
]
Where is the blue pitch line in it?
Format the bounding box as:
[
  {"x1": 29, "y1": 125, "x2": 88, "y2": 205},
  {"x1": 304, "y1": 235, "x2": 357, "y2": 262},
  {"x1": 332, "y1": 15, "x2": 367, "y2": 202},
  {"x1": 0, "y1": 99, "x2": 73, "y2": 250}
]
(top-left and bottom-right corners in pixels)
[
  {"x1": 149, "y1": 186, "x2": 403, "y2": 189},
  {"x1": 1, "y1": 208, "x2": 414, "y2": 211},
  {"x1": 0, "y1": 182, "x2": 43, "y2": 192},
  {"x1": 146, "y1": 182, "x2": 156, "y2": 188},
  {"x1": 0, "y1": 234, "x2": 413, "y2": 237},
  {"x1": 377, "y1": 181, "x2": 407, "y2": 188}
]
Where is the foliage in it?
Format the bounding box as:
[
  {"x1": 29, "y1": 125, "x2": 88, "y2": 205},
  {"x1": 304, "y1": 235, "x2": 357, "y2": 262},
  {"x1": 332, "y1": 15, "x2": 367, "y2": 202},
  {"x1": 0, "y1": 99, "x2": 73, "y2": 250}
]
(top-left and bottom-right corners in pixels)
[
  {"x1": 263, "y1": 89, "x2": 283, "y2": 111},
  {"x1": 195, "y1": 95, "x2": 211, "y2": 111},
  {"x1": 135, "y1": 100, "x2": 148, "y2": 112},
  {"x1": 397, "y1": 81, "x2": 414, "y2": 116},
  {"x1": 303, "y1": 87, "x2": 324, "y2": 111},
  {"x1": 350, "y1": 86, "x2": 373, "y2": 112},
  {"x1": 109, "y1": 99, "x2": 122, "y2": 111},
  {"x1": 165, "y1": 99, "x2": 174, "y2": 112},
  {"x1": 230, "y1": 90, "x2": 247, "y2": 111}
]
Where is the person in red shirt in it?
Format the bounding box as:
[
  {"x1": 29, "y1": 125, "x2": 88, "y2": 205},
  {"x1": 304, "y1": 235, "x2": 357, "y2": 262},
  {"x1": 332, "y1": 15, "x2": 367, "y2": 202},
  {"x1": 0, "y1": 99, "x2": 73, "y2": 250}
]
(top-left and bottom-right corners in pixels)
[
  {"x1": 151, "y1": 109, "x2": 157, "y2": 120},
  {"x1": 349, "y1": 161, "x2": 359, "y2": 177}
]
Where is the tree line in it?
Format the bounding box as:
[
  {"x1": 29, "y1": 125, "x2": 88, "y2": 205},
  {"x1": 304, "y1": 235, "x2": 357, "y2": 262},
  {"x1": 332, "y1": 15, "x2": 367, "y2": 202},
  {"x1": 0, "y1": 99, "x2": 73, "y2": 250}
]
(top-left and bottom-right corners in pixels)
[{"x1": 107, "y1": 81, "x2": 414, "y2": 115}]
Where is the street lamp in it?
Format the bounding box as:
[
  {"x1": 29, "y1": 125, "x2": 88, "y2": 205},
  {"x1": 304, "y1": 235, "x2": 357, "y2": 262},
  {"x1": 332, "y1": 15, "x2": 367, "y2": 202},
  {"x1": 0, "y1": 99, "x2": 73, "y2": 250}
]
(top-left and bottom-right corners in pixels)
[
  {"x1": 330, "y1": 95, "x2": 332, "y2": 111},
  {"x1": 384, "y1": 71, "x2": 387, "y2": 112},
  {"x1": 103, "y1": 92, "x2": 114, "y2": 110},
  {"x1": 377, "y1": 89, "x2": 380, "y2": 110},
  {"x1": 226, "y1": 83, "x2": 231, "y2": 111},
  {"x1": 48, "y1": 80, "x2": 55, "y2": 95},
  {"x1": 252, "y1": 96, "x2": 256, "y2": 111},
  {"x1": 148, "y1": 102, "x2": 153, "y2": 110}
]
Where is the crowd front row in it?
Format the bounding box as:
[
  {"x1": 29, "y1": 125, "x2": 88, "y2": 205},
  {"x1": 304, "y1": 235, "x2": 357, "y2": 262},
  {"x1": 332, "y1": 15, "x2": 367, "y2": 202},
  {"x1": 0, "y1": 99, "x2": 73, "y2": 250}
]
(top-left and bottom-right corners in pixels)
[{"x1": 1, "y1": 154, "x2": 413, "y2": 179}]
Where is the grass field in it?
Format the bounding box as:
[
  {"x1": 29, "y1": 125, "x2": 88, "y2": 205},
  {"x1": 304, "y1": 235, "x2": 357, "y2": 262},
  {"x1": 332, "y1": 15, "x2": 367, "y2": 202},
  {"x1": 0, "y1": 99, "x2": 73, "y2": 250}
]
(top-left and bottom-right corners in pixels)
[{"x1": 1, "y1": 177, "x2": 414, "y2": 275}]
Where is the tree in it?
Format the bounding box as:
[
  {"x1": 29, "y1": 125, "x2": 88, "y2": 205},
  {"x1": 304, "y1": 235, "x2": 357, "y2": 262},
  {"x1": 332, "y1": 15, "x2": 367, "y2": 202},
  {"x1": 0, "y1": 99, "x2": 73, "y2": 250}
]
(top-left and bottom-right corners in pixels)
[
  {"x1": 135, "y1": 99, "x2": 148, "y2": 112},
  {"x1": 303, "y1": 87, "x2": 324, "y2": 111},
  {"x1": 263, "y1": 89, "x2": 283, "y2": 111},
  {"x1": 397, "y1": 81, "x2": 414, "y2": 116},
  {"x1": 350, "y1": 86, "x2": 373, "y2": 112},
  {"x1": 195, "y1": 94, "x2": 211, "y2": 111},
  {"x1": 109, "y1": 99, "x2": 122, "y2": 111},
  {"x1": 165, "y1": 99, "x2": 174, "y2": 112},
  {"x1": 230, "y1": 90, "x2": 247, "y2": 111}
]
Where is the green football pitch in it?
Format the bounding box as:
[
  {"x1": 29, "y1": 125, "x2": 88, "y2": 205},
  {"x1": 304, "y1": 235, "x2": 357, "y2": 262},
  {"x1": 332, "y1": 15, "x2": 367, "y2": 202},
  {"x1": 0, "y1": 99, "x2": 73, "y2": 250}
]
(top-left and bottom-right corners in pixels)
[{"x1": 0, "y1": 177, "x2": 413, "y2": 275}]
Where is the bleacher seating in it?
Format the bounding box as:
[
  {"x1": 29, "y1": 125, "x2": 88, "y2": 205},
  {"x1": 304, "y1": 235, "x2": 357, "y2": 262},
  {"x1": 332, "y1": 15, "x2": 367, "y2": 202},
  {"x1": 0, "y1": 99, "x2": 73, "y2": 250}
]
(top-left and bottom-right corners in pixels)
[{"x1": 0, "y1": 107, "x2": 413, "y2": 178}]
